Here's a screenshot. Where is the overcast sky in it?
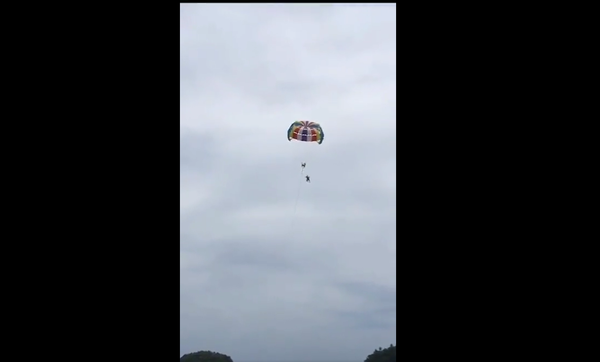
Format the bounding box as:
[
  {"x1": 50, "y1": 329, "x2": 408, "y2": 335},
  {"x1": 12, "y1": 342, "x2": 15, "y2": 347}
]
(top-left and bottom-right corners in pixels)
[{"x1": 180, "y1": 4, "x2": 396, "y2": 362}]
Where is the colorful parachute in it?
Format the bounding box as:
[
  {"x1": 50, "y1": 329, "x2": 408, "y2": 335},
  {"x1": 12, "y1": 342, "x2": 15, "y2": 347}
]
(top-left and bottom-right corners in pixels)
[{"x1": 287, "y1": 121, "x2": 324, "y2": 144}]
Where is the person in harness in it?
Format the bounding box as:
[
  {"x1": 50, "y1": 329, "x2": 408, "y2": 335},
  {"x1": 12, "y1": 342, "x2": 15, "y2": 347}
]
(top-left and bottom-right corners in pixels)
[
  {"x1": 305, "y1": 175, "x2": 310, "y2": 183},
  {"x1": 301, "y1": 162, "x2": 306, "y2": 169}
]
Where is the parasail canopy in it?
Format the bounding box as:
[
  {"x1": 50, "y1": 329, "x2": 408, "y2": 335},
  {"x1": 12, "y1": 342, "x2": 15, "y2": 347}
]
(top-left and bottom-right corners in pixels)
[{"x1": 287, "y1": 121, "x2": 324, "y2": 144}]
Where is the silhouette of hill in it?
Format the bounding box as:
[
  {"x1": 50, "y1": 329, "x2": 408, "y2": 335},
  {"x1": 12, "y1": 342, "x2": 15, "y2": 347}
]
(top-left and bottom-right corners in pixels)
[
  {"x1": 364, "y1": 344, "x2": 396, "y2": 362},
  {"x1": 180, "y1": 350, "x2": 233, "y2": 362}
]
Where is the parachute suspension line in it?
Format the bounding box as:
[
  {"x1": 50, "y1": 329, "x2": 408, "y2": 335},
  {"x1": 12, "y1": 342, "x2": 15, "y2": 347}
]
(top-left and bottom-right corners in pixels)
[
  {"x1": 288, "y1": 171, "x2": 302, "y2": 230},
  {"x1": 293, "y1": 145, "x2": 311, "y2": 219},
  {"x1": 285, "y1": 169, "x2": 304, "y2": 243},
  {"x1": 292, "y1": 167, "x2": 303, "y2": 218}
]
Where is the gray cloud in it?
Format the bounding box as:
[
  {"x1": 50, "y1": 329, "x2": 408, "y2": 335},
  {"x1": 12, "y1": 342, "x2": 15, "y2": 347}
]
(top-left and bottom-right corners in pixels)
[{"x1": 181, "y1": 4, "x2": 396, "y2": 362}]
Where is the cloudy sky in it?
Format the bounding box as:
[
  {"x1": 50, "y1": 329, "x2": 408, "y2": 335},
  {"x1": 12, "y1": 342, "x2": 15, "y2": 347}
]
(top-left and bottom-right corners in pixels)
[{"x1": 180, "y1": 4, "x2": 396, "y2": 362}]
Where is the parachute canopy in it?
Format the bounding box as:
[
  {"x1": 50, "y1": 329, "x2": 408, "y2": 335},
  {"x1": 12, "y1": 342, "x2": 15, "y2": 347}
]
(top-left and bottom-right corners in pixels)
[{"x1": 287, "y1": 121, "x2": 324, "y2": 144}]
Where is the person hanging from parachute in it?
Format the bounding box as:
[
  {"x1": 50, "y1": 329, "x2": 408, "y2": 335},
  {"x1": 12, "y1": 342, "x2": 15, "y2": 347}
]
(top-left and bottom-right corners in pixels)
[
  {"x1": 287, "y1": 120, "x2": 321, "y2": 220},
  {"x1": 288, "y1": 120, "x2": 324, "y2": 181}
]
